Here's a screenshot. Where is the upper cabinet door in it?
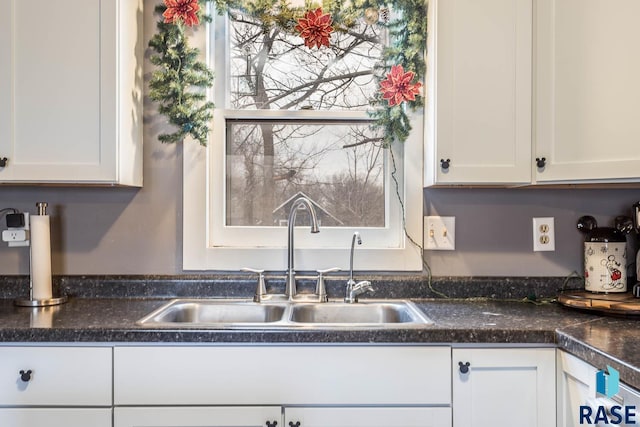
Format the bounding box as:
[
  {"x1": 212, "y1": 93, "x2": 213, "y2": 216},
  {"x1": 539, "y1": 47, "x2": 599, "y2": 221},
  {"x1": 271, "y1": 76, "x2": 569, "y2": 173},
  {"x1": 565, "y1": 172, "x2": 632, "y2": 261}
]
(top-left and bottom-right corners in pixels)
[
  {"x1": 0, "y1": 0, "x2": 142, "y2": 186},
  {"x1": 426, "y1": 0, "x2": 532, "y2": 185},
  {"x1": 535, "y1": 0, "x2": 640, "y2": 183}
]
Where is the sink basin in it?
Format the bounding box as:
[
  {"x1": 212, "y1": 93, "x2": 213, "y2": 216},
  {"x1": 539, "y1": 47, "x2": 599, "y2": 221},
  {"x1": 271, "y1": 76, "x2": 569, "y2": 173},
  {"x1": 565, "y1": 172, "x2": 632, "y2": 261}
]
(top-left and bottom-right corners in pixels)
[
  {"x1": 289, "y1": 301, "x2": 432, "y2": 325},
  {"x1": 137, "y1": 299, "x2": 287, "y2": 327},
  {"x1": 137, "y1": 299, "x2": 432, "y2": 329}
]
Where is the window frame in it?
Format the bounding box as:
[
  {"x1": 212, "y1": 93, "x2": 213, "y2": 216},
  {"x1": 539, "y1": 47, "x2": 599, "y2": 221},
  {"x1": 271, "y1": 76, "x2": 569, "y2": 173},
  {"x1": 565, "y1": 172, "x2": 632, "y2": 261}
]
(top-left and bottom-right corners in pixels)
[{"x1": 182, "y1": 10, "x2": 424, "y2": 271}]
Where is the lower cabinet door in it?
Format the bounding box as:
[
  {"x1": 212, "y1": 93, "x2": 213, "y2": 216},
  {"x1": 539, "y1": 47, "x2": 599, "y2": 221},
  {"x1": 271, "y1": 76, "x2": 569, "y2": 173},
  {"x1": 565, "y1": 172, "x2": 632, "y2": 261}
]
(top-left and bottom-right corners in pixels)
[
  {"x1": 0, "y1": 408, "x2": 111, "y2": 427},
  {"x1": 557, "y1": 350, "x2": 597, "y2": 427},
  {"x1": 452, "y1": 348, "x2": 556, "y2": 427},
  {"x1": 114, "y1": 406, "x2": 282, "y2": 427},
  {"x1": 284, "y1": 407, "x2": 452, "y2": 427}
]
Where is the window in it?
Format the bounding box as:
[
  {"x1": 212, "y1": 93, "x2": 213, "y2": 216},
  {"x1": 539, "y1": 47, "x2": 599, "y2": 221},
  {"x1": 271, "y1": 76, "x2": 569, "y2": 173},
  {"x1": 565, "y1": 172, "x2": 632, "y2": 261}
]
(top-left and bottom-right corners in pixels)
[{"x1": 183, "y1": 4, "x2": 423, "y2": 271}]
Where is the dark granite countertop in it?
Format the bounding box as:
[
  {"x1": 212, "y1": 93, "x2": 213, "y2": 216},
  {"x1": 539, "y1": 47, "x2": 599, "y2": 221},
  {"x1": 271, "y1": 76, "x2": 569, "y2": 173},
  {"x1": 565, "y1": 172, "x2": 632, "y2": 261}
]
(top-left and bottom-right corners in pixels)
[
  {"x1": 557, "y1": 317, "x2": 640, "y2": 392},
  {"x1": 0, "y1": 297, "x2": 593, "y2": 344},
  {"x1": 0, "y1": 275, "x2": 638, "y2": 389}
]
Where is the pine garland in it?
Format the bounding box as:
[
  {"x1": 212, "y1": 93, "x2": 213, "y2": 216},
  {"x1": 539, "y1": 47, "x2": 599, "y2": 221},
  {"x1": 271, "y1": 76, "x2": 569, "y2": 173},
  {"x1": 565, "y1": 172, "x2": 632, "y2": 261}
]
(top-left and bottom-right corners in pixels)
[
  {"x1": 148, "y1": 1, "x2": 215, "y2": 145},
  {"x1": 148, "y1": 0, "x2": 427, "y2": 146},
  {"x1": 369, "y1": 0, "x2": 427, "y2": 146}
]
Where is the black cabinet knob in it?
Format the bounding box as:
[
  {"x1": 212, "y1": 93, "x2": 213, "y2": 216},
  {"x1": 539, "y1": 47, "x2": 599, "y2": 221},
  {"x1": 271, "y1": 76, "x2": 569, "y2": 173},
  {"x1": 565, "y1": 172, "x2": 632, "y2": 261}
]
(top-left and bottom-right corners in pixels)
[
  {"x1": 266, "y1": 422, "x2": 278, "y2": 427},
  {"x1": 0, "y1": 157, "x2": 7, "y2": 168},
  {"x1": 458, "y1": 361, "x2": 470, "y2": 374},
  {"x1": 440, "y1": 158, "x2": 451, "y2": 170},
  {"x1": 289, "y1": 422, "x2": 300, "y2": 427},
  {"x1": 535, "y1": 157, "x2": 546, "y2": 168},
  {"x1": 19, "y1": 370, "x2": 32, "y2": 382}
]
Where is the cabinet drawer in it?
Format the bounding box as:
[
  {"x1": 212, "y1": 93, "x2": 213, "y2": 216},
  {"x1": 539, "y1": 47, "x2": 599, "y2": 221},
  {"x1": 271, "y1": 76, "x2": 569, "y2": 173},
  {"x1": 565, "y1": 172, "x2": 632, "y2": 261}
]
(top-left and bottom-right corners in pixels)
[
  {"x1": 0, "y1": 408, "x2": 112, "y2": 427},
  {"x1": 115, "y1": 345, "x2": 451, "y2": 406},
  {"x1": 0, "y1": 347, "x2": 112, "y2": 406}
]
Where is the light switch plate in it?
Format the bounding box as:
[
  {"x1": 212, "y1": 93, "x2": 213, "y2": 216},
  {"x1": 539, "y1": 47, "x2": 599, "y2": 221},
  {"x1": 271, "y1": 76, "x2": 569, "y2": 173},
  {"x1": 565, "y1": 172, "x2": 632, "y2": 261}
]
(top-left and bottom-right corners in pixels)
[{"x1": 424, "y1": 216, "x2": 455, "y2": 250}]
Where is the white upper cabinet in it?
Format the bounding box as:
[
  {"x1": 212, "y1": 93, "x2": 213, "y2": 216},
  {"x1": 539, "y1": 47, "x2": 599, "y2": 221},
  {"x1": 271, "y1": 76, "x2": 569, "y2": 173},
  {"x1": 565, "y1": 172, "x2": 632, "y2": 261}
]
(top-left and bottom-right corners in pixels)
[
  {"x1": 0, "y1": 0, "x2": 143, "y2": 186},
  {"x1": 425, "y1": 0, "x2": 532, "y2": 185},
  {"x1": 535, "y1": 0, "x2": 640, "y2": 183},
  {"x1": 427, "y1": 0, "x2": 640, "y2": 186}
]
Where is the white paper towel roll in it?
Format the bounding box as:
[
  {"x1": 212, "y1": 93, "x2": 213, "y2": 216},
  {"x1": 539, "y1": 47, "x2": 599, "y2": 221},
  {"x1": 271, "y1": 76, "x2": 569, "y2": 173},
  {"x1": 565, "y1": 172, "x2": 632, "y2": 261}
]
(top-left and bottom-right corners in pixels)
[{"x1": 30, "y1": 215, "x2": 53, "y2": 300}]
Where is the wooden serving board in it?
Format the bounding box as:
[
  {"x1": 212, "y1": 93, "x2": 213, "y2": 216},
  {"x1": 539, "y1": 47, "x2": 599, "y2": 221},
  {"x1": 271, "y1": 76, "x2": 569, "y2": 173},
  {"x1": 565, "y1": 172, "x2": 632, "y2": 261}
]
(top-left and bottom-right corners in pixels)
[{"x1": 558, "y1": 291, "x2": 640, "y2": 316}]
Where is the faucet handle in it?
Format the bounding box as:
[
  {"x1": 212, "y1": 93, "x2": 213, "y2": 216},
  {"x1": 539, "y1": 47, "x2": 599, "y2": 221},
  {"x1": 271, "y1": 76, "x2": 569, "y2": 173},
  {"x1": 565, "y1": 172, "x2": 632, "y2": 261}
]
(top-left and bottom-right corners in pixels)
[
  {"x1": 354, "y1": 280, "x2": 374, "y2": 293},
  {"x1": 317, "y1": 267, "x2": 341, "y2": 275},
  {"x1": 241, "y1": 267, "x2": 266, "y2": 302},
  {"x1": 345, "y1": 280, "x2": 375, "y2": 303},
  {"x1": 316, "y1": 267, "x2": 341, "y2": 302}
]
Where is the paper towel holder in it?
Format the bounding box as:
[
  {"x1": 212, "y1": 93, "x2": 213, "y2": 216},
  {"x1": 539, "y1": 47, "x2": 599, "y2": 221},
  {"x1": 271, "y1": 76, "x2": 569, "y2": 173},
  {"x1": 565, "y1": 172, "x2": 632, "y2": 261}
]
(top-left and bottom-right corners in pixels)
[{"x1": 14, "y1": 202, "x2": 68, "y2": 307}]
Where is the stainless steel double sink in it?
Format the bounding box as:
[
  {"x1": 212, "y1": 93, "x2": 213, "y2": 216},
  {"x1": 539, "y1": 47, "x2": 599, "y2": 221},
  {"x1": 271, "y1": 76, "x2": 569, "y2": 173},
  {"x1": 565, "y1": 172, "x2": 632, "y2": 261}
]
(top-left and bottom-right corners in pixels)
[{"x1": 137, "y1": 299, "x2": 433, "y2": 329}]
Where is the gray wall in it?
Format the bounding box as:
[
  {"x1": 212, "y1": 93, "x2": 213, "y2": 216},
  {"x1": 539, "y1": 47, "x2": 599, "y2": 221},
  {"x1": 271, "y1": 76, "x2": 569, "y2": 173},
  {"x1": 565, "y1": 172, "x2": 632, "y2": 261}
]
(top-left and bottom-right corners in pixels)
[
  {"x1": 424, "y1": 188, "x2": 639, "y2": 276},
  {"x1": 0, "y1": 1, "x2": 638, "y2": 276}
]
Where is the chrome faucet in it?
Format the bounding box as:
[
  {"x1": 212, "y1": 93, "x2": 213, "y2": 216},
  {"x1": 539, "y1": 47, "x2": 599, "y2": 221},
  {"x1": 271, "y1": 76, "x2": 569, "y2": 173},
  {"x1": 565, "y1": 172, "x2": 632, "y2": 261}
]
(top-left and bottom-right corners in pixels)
[
  {"x1": 345, "y1": 232, "x2": 374, "y2": 303},
  {"x1": 285, "y1": 197, "x2": 320, "y2": 299},
  {"x1": 348, "y1": 232, "x2": 361, "y2": 286},
  {"x1": 345, "y1": 280, "x2": 374, "y2": 303}
]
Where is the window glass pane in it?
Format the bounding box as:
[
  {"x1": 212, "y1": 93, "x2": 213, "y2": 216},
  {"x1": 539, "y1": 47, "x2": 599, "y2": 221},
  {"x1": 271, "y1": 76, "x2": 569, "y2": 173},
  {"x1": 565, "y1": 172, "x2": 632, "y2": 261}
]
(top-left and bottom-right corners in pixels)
[
  {"x1": 228, "y1": 9, "x2": 387, "y2": 110},
  {"x1": 226, "y1": 120, "x2": 385, "y2": 227}
]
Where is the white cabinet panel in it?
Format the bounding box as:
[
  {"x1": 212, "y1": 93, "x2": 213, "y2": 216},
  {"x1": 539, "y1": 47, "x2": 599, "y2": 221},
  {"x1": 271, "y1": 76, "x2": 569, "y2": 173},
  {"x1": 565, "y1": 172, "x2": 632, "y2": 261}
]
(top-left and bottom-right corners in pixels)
[
  {"x1": 114, "y1": 346, "x2": 451, "y2": 406},
  {"x1": 426, "y1": 0, "x2": 532, "y2": 185},
  {"x1": 0, "y1": 0, "x2": 142, "y2": 185},
  {"x1": 452, "y1": 348, "x2": 555, "y2": 427},
  {"x1": 0, "y1": 408, "x2": 111, "y2": 427},
  {"x1": 0, "y1": 346, "x2": 112, "y2": 406},
  {"x1": 285, "y1": 407, "x2": 452, "y2": 427},
  {"x1": 557, "y1": 350, "x2": 598, "y2": 427},
  {"x1": 115, "y1": 406, "x2": 281, "y2": 427},
  {"x1": 535, "y1": 0, "x2": 640, "y2": 182},
  {"x1": 115, "y1": 406, "x2": 452, "y2": 427}
]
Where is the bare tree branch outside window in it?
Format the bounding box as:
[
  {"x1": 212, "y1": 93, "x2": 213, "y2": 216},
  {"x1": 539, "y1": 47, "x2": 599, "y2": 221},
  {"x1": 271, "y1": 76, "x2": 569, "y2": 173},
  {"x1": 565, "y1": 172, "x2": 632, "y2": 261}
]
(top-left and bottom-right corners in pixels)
[{"x1": 225, "y1": 6, "x2": 389, "y2": 227}]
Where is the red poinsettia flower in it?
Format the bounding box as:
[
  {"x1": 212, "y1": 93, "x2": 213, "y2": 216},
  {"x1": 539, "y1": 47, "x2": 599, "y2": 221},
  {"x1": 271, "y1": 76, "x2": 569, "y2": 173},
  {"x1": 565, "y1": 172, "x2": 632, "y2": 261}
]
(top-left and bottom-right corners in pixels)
[
  {"x1": 295, "y1": 8, "x2": 334, "y2": 49},
  {"x1": 379, "y1": 65, "x2": 423, "y2": 106},
  {"x1": 163, "y1": 0, "x2": 200, "y2": 27}
]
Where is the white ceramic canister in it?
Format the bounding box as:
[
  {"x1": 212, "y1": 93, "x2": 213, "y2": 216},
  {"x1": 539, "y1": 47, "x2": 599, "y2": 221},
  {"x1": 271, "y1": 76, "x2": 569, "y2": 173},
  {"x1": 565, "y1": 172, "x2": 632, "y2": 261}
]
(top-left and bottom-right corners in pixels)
[{"x1": 584, "y1": 227, "x2": 627, "y2": 293}]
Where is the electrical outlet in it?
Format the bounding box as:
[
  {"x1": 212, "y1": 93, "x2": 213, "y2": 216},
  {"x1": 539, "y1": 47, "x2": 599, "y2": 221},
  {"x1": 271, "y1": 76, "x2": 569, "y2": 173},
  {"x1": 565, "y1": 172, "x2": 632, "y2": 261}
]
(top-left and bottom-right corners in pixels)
[
  {"x1": 425, "y1": 216, "x2": 455, "y2": 250},
  {"x1": 2, "y1": 229, "x2": 28, "y2": 242},
  {"x1": 533, "y1": 217, "x2": 555, "y2": 252},
  {"x1": 3, "y1": 212, "x2": 29, "y2": 247}
]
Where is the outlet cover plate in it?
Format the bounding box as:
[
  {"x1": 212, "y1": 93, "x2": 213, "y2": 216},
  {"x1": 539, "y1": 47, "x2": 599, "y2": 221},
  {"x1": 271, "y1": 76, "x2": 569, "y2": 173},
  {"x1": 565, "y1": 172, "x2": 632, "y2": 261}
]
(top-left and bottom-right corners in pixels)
[
  {"x1": 4, "y1": 212, "x2": 29, "y2": 247},
  {"x1": 425, "y1": 216, "x2": 455, "y2": 250},
  {"x1": 533, "y1": 217, "x2": 555, "y2": 252}
]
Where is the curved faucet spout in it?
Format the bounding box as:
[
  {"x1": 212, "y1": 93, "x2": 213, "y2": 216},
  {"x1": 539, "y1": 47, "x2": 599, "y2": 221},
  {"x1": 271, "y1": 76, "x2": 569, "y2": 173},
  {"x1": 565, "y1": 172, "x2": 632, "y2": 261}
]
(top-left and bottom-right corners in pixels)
[
  {"x1": 349, "y1": 232, "x2": 362, "y2": 286},
  {"x1": 286, "y1": 197, "x2": 320, "y2": 299},
  {"x1": 345, "y1": 231, "x2": 371, "y2": 303}
]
